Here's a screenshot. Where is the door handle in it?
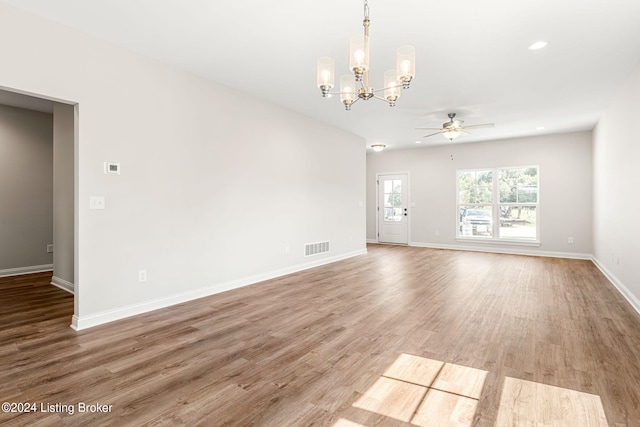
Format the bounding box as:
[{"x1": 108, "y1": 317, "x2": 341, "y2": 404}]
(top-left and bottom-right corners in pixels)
[{"x1": 404, "y1": 208, "x2": 408, "y2": 216}]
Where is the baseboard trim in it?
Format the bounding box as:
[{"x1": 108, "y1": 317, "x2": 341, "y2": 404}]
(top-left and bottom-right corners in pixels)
[
  {"x1": 408, "y1": 241, "x2": 593, "y2": 260},
  {"x1": 71, "y1": 248, "x2": 368, "y2": 331},
  {"x1": 0, "y1": 264, "x2": 53, "y2": 278},
  {"x1": 592, "y1": 257, "x2": 640, "y2": 316},
  {"x1": 366, "y1": 239, "x2": 378, "y2": 244},
  {"x1": 51, "y1": 276, "x2": 75, "y2": 294}
]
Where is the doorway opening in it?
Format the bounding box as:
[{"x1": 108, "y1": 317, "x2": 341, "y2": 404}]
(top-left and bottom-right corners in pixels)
[{"x1": 0, "y1": 87, "x2": 78, "y2": 327}]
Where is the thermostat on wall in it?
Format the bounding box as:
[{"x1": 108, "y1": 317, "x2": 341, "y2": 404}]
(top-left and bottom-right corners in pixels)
[{"x1": 104, "y1": 162, "x2": 121, "y2": 175}]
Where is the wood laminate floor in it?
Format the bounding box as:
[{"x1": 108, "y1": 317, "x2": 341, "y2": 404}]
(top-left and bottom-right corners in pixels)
[{"x1": 1, "y1": 245, "x2": 640, "y2": 426}]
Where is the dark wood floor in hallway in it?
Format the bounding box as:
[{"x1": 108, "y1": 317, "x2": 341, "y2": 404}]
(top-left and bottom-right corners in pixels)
[{"x1": 1, "y1": 245, "x2": 640, "y2": 426}]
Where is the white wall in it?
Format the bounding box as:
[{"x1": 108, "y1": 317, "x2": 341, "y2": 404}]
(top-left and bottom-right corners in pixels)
[
  {"x1": 367, "y1": 131, "x2": 593, "y2": 257},
  {"x1": 0, "y1": 2, "x2": 366, "y2": 328},
  {"x1": 593, "y1": 61, "x2": 640, "y2": 313},
  {"x1": 52, "y1": 102, "x2": 75, "y2": 292},
  {"x1": 0, "y1": 104, "x2": 53, "y2": 275}
]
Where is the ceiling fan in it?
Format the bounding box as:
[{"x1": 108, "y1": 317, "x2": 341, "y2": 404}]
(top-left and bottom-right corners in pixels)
[{"x1": 416, "y1": 113, "x2": 494, "y2": 141}]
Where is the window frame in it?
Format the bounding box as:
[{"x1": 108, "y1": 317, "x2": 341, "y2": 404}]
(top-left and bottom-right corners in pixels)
[{"x1": 456, "y1": 166, "x2": 540, "y2": 246}]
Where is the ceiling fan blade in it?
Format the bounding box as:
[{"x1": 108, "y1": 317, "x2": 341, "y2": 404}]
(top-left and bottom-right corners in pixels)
[
  {"x1": 452, "y1": 120, "x2": 464, "y2": 128},
  {"x1": 423, "y1": 131, "x2": 444, "y2": 138},
  {"x1": 415, "y1": 127, "x2": 443, "y2": 130},
  {"x1": 462, "y1": 123, "x2": 495, "y2": 129}
]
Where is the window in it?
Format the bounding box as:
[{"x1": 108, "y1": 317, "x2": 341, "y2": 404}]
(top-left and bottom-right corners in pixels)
[{"x1": 457, "y1": 166, "x2": 539, "y2": 242}]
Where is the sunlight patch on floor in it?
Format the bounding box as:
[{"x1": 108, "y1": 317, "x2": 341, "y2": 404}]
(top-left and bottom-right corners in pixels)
[
  {"x1": 382, "y1": 352, "x2": 443, "y2": 386},
  {"x1": 334, "y1": 353, "x2": 609, "y2": 427},
  {"x1": 332, "y1": 419, "x2": 367, "y2": 427},
  {"x1": 495, "y1": 377, "x2": 608, "y2": 427},
  {"x1": 353, "y1": 376, "x2": 427, "y2": 422},
  {"x1": 431, "y1": 362, "x2": 488, "y2": 399},
  {"x1": 347, "y1": 353, "x2": 487, "y2": 426},
  {"x1": 413, "y1": 389, "x2": 478, "y2": 427}
]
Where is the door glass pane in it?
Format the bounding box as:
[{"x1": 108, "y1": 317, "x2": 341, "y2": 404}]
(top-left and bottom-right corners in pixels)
[
  {"x1": 384, "y1": 180, "x2": 392, "y2": 194},
  {"x1": 384, "y1": 194, "x2": 393, "y2": 207},
  {"x1": 384, "y1": 208, "x2": 395, "y2": 221},
  {"x1": 393, "y1": 180, "x2": 402, "y2": 193},
  {"x1": 393, "y1": 194, "x2": 403, "y2": 207},
  {"x1": 499, "y1": 205, "x2": 537, "y2": 240},
  {"x1": 459, "y1": 206, "x2": 493, "y2": 237},
  {"x1": 384, "y1": 208, "x2": 402, "y2": 222}
]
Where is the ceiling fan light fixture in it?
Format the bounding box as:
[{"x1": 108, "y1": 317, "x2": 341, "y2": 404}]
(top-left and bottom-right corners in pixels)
[
  {"x1": 371, "y1": 144, "x2": 386, "y2": 152},
  {"x1": 416, "y1": 113, "x2": 493, "y2": 141},
  {"x1": 442, "y1": 129, "x2": 461, "y2": 140}
]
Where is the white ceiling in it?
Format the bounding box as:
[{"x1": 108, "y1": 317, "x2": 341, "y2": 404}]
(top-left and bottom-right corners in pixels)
[{"x1": 3, "y1": 0, "x2": 640, "y2": 150}]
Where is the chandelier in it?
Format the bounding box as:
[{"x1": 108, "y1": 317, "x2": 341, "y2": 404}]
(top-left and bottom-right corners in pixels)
[{"x1": 316, "y1": 0, "x2": 415, "y2": 110}]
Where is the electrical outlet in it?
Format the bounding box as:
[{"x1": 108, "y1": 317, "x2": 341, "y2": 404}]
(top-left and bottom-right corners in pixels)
[
  {"x1": 47, "y1": 244, "x2": 54, "y2": 253},
  {"x1": 435, "y1": 231, "x2": 440, "y2": 237},
  {"x1": 285, "y1": 246, "x2": 290, "y2": 255},
  {"x1": 568, "y1": 237, "x2": 574, "y2": 244},
  {"x1": 89, "y1": 196, "x2": 105, "y2": 210},
  {"x1": 138, "y1": 270, "x2": 147, "y2": 282}
]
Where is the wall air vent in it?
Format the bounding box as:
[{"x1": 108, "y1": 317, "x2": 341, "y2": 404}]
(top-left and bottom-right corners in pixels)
[{"x1": 304, "y1": 241, "x2": 330, "y2": 257}]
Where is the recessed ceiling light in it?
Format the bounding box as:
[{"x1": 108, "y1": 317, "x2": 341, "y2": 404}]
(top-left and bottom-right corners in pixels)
[
  {"x1": 528, "y1": 41, "x2": 548, "y2": 50},
  {"x1": 536, "y1": 127, "x2": 545, "y2": 130},
  {"x1": 415, "y1": 140, "x2": 422, "y2": 144}
]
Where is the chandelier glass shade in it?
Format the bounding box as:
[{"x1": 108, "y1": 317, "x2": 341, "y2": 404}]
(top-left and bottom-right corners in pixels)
[
  {"x1": 317, "y1": 0, "x2": 415, "y2": 110},
  {"x1": 317, "y1": 57, "x2": 335, "y2": 93}
]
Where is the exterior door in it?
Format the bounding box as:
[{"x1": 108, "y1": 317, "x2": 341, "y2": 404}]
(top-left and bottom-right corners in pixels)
[{"x1": 378, "y1": 173, "x2": 409, "y2": 244}]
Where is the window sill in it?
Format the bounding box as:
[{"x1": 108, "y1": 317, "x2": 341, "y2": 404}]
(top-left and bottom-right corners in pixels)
[{"x1": 456, "y1": 237, "x2": 541, "y2": 247}]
